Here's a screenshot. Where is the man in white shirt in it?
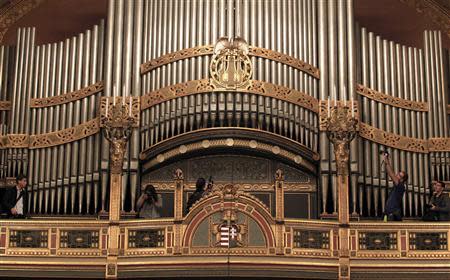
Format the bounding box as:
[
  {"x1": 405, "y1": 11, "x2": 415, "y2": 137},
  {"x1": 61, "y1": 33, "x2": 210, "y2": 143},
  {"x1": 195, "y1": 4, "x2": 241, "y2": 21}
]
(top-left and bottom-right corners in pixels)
[{"x1": 1, "y1": 174, "x2": 27, "y2": 218}]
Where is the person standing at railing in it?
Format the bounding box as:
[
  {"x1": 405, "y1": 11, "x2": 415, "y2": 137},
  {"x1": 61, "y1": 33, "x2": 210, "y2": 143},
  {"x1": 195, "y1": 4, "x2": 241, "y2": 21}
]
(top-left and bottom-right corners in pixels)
[
  {"x1": 382, "y1": 153, "x2": 408, "y2": 221},
  {"x1": 186, "y1": 177, "x2": 213, "y2": 213},
  {"x1": 1, "y1": 174, "x2": 28, "y2": 219},
  {"x1": 136, "y1": 184, "x2": 162, "y2": 218},
  {"x1": 423, "y1": 181, "x2": 450, "y2": 221}
]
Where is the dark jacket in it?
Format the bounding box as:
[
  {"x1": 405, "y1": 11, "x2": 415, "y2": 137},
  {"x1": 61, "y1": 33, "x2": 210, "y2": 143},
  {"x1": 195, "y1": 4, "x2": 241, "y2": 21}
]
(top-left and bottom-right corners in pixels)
[
  {"x1": 385, "y1": 182, "x2": 405, "y2": 215},
  {"x1": 186, "y1": 190, "x2": 205, "y2": 212},
  {"x1": 1, "y1": 187, "x2": 27, "y2": 217},
  {"x1": 427, "y1": 192, "x2": 450, "y2": 221}
]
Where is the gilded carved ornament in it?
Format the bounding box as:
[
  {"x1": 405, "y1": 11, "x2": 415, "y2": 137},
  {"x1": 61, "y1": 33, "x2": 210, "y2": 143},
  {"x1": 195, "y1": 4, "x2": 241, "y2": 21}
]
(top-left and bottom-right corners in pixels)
[
  {"x1": 428, "y1": 138, "x2": 450, "y2": 152},
  {"x1": 102, "y1": 101, "x2": 135, "y2": 174},
  {"x1": 0, "y1": 118, "x2": 101, "y2": 149},
  {"x1": 140, "y1": 44, "x2": 320, "y2": 79},
  {"x1": 325, "y1": 104, "x2": 359, "y2": 176},
  {"x1": 209, "y1": 37, "x2": 252, "y2": 90},
  {"x1": 100, "y1": 96, "x2": 140, "y2": 128},
  {"x1": 359, "y1": 122, "x2": 429, "y2": 153},
  {"x1": 30, "y1": 81, "x2": 104, "y2": 108},
  {"x1": 140, "y1": 79, "x2": 318, "y2": 113},
  {"x1": 356, "y1": 84, "x2": 428, "y2": 112},
  {"x1": 0, "y1": 101, "x2": 11, "y2": 110}
]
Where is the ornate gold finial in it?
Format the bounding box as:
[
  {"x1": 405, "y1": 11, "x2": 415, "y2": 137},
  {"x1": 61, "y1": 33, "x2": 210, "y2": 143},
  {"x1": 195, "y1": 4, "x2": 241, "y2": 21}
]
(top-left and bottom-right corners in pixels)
[
  {"x1": 275, "y1": 169, "x2": 284, "y2": 181},
  {"x1": 174, "y1": 169, "x2": 184, "y2": 180},
  {"x1": 102, "y1": 97, "x2": 136, "y2": 174},
  {"x1": 326, "y1": 103, "x2": 358, "y2": 176},
  {"x1": 210, "y1": 37, "x2": 252, "y2": 90}
]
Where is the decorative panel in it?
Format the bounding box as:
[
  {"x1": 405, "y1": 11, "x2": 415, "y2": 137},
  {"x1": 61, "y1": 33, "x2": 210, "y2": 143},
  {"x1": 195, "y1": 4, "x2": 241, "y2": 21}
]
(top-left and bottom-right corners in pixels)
[
  {"x1": 128, "y1": 229, "x2": 165, "y2": 248},
  {"x1": 9, "y1": 230, "x2": 48, "y2": 248},
  {"x1": 60, "y1": 230, "x2": 99, "y2": 249},
  {"x1": 275, "y1": 163, "x2": 311, "y2": 183},
  {"x1": 358, "y1": 232, "x2": 397, "y2": 250},
  {"x1": 409, "y1": 232, "x2": 448, "y2": 250},
  {"x1": 293, "y1": 230, "x2": 330, "y2": 249},
  {"x1": 188, "y1": 156, "x2": 270, "y2": 183}
]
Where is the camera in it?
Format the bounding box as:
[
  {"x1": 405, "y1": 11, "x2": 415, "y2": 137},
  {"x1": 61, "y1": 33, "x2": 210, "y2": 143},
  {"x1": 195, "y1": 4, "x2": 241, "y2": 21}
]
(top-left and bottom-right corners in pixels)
[{"x1": 206, "y1": 176, "x2": 214, "y2": 190}]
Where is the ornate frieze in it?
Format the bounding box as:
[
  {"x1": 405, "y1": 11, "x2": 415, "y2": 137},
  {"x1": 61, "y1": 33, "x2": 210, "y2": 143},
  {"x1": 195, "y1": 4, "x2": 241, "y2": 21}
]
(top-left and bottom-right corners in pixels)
[
  {"x1": 356, "y1": 84, "x2": 428, "y2": 111},
  {"x1": 128, "y1": 229, "x2": 165, "y2": 248},
  {"x1": 293, "y1": 229, "x2": 330, "y2": 249},
  {"x1": 0, "y1": 101, "x2": 11, "y2": 110},
  {"x1": 359, "y1": 122, "x2": 429, "y2": 153},
  {"x1": 140, "y1": 79, "x2": 319, "y2": 113},
  {"x1": 140, "y1": 45, "x2": 320, "y2": 79},
  {"x1": 60, "y1": 230, "x2": 99, "y2": 249},
  {"x1": 9, "y1": 230, "x2": 48, "y2": 248},
  {"x1": 428, "y1": 138, "x2": 450, "y2": 152},
  {"x1": 0, "y1": 0, "x2": 44, "y2": 43},
  {"x1": 409, "y1": 232, "x2": 448, "y2": 250},
  {"x1": 29, "y1": 81, "x2": 104, "y2": 108},
  {"x1": 29, "y1": 118, "x2": 100, "y2": 149},
  {"x1": 358, "y1": 232, "x2": 397, "y2": 250},
  {"x1": 0, "y1": 134, "x2": 29, "y2": 148},
  {"x1": 0, "y1": 119, "x2": 100, "y2": 149}
]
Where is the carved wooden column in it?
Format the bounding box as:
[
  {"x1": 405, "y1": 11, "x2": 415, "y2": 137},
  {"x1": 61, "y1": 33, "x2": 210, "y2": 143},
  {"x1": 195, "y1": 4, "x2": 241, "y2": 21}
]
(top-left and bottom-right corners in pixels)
[
  {"x1": 326, "y1": 102, "x2": 358, "y2": 280},
  {"x1": 173, "y1": 169, "x2": 184, "y2": 254},
  {"x1": 274, "y1": 169, "x2": 285, "y2": 255},
  {"x1": 101, "y1": 96, "x2": 135, "y2": 278}
]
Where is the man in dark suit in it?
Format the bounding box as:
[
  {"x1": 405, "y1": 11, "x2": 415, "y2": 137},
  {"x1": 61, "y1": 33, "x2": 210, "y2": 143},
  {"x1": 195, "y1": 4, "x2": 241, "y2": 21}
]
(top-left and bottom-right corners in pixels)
[{"x1": 1, "y1": 174, "x2": 28, "y2": 219}]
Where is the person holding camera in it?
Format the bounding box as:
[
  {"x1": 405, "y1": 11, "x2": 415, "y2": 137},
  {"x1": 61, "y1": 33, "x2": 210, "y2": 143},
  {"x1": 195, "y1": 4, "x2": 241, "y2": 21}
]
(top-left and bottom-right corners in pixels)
[
  {"x1": 423, "y1": 181, "x2": 450, "y2": 221},
  {"x1": 137, "y1": 185, "x2": 162, "y2": 218},
  {"x1": 382, "y1": 153, "x2": 408, "y2": 221},
  {"x1": 186, "y1": 177, "x2": 213, "y2": 212}
]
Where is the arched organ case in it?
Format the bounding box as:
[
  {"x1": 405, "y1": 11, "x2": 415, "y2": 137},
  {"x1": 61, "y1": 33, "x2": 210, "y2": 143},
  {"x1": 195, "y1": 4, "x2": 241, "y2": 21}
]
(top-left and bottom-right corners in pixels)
[{"x1": 0, "y1": 0, "x2": 448, "y2": 218}]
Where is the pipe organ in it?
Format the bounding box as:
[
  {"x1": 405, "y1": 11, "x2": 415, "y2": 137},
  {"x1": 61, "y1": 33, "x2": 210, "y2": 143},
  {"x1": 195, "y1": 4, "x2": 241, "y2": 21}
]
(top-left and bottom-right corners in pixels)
[{"x1": 0, "y1": 0, "x2": 449, "y2": 220}]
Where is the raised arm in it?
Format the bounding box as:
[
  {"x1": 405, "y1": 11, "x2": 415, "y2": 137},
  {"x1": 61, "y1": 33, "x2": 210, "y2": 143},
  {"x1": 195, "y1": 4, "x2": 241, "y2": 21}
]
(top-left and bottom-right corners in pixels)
[
  {"x1": 384, "y1": 154, "x2": 400, "y2": 185},
  {"x1": 136, "y1": 194, "x2": 147, "y2": 210}
]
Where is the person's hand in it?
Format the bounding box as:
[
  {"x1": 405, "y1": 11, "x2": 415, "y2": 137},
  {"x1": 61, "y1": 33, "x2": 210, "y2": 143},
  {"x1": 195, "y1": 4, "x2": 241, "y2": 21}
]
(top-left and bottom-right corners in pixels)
[
  {"x1": 10, "y1": 208, "x2": 17, "y2": 215},
  {"x1": 143, "y1": 194, "x2": 149, "y2": 200},
  {"x1": 430, "y1": 204, "x2": 437, "y2": 211}
]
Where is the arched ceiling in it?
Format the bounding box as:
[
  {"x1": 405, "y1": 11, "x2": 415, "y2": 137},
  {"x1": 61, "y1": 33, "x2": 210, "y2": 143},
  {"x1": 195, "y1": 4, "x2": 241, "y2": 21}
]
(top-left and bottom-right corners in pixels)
[{"x1": 0, "y1": 0, "x2": 448, "y2": 48}]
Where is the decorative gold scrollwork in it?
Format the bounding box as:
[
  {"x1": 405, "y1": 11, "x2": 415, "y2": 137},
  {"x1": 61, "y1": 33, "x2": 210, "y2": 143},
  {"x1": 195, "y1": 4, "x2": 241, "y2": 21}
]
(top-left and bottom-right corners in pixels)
[
  {"x1": 29, "y1": 118, "x2": 100, "y2": 149},
  {"x1": 5, "y1": 134, "x2": 29, "y2": 148},
  {"x1": 428, "y1": 138, "x2": 450, "y2": 152},
  {"x1": 359, "y1": 122, "x2": 429, "y2": 153},
  {"x1": 30, "y1": 81, "x2": 104, "y2": 108},
  {"x1": 356, "y1": 84, "x2": 428, "y2": 111},
  {"x1": 140, "y1": 79, "x2": 318, "y2": 113},
  {"x1": 0, "y1": 101, "x2": 11, "y2": 110},
  {"x1": 140, "y1": 45, "x2": 320, "y2": 79}
]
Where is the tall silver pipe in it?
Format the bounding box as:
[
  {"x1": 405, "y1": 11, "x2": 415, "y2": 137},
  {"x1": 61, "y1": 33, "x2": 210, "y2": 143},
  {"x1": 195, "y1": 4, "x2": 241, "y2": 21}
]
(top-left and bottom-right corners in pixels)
[{"x1": 318, "y1": 0, "x2": 330, "y2": 214}]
